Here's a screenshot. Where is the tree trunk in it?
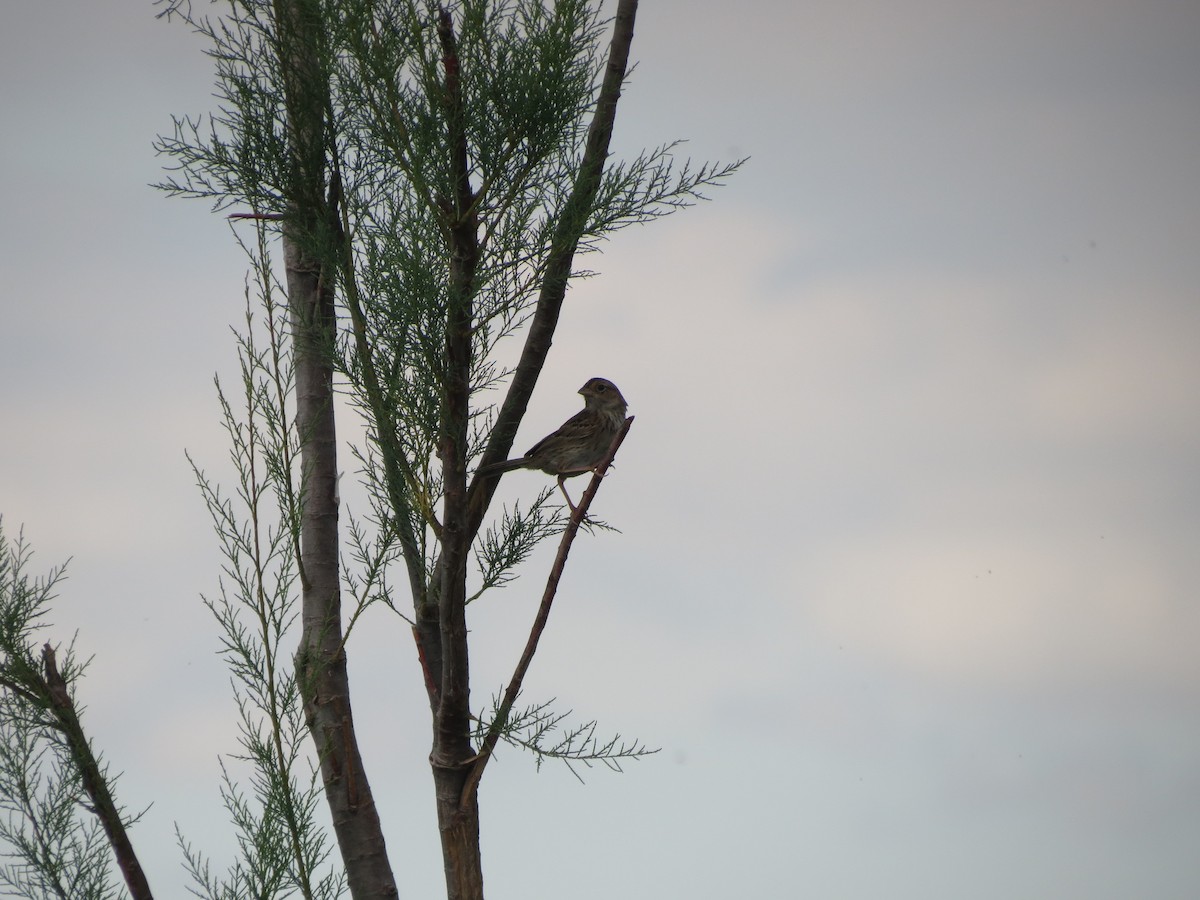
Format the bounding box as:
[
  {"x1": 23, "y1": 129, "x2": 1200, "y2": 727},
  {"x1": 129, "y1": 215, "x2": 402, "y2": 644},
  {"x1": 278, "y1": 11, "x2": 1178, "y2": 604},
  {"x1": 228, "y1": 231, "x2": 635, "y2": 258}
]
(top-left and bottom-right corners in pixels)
[
  {"x1": 415, "y1": 4, "x2": 643, "y2": 898},
  {"x1": 274, "y1": 0, "x2": 398, "y2": 895},
  {"x1": 286, "y1": 234, "x2": 398, "y2": 900}
]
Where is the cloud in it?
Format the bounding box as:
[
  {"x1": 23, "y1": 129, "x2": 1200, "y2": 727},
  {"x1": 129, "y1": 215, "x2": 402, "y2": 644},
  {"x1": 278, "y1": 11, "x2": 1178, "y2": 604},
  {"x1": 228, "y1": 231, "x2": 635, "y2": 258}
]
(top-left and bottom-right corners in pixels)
[{"x1": 542, "y1": 201, "x2": 1200, "y2": 700}]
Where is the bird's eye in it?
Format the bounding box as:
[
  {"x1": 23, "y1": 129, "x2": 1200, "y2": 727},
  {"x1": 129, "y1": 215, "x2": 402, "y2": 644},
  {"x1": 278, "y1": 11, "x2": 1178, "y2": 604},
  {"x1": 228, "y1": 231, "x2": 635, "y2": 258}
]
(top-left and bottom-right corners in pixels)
[{"x1": 595, "y1": 382, "x2": 607, "y2": 392}]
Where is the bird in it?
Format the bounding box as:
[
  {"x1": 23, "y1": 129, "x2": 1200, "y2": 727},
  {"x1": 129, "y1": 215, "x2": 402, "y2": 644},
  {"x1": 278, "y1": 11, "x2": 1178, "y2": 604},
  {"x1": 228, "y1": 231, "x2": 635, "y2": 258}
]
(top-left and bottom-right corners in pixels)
[{"x1": 480, "y1": 377, "x2": 628, "y2": 511}]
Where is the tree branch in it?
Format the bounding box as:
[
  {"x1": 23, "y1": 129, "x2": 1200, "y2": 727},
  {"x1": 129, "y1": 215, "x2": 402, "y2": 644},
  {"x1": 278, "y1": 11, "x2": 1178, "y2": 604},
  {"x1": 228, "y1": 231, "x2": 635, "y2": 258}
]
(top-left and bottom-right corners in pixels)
[
  {"x1": 427, "y1": 10, "x2": 488, "y2": 898},
  {"x1": 433, "y1": 3, "x2": 481, "y2": 761},
  {"x1": 460, "y1": 415, "x2": 634, "y2": 808},
  {"x1": 332, "y1": 150, "x2": 431, "y2": 615},
  {"x1": 465, "y1": 0, "x2": 640, "y2": 537},
  {"x1": 40, "y1": 644, "x2": 154, "y2": 900}
]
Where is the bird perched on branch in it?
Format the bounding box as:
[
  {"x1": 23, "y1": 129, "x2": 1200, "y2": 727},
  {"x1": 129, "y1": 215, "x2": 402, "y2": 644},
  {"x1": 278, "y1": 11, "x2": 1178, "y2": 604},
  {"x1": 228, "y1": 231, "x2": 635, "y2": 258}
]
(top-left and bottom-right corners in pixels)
[{"x1": 480, "y1": 377, "x2": 628, "y2": 511}]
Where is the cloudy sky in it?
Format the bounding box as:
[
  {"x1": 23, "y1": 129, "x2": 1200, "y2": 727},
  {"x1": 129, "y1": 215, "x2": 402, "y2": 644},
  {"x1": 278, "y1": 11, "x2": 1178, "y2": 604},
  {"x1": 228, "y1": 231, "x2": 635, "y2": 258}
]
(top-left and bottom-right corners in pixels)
[{"x1": 3, "y1": 1, "x2": 1199, "y2": 897}]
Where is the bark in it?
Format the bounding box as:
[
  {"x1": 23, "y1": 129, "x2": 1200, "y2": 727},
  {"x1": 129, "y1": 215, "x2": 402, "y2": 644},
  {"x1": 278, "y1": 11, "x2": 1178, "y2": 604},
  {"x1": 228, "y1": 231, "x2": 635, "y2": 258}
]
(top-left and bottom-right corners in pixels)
[
  {"x1": 273, "y1": 0, "x2": 398, "y2": 896},
  {"x1": 286, "y1": 233, "x2": 397, "y2": 900}
]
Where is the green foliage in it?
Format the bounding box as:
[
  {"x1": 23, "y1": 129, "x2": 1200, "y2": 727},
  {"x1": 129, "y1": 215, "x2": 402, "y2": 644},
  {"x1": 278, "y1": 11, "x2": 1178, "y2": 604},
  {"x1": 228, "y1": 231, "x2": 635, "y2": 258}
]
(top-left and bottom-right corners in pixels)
[
  {"x1": 474, "y1": 693, "x2": 657, "y2": 782},
  {"x1": 471, "y1": 486, "x2": 567, "y2": 600},
  {"x1": 154, "y1": 0, "x2": 737, "y2": 889},
  {"x1": 0, "y1": 2, "x2": 740, "y2": 895},
  {"x1": 155, "y1": 0, "x2": 740, "y2": 588},
  {"x1": 0, "y1": 525, "x2": 121, "y2": 900}
]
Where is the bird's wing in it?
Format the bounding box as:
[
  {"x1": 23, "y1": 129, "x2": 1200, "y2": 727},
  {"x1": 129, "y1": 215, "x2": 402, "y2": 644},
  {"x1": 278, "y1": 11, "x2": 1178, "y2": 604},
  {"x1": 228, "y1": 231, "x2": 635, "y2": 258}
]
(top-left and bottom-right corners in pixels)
[{"x1": 524, "y1": 407, "x2": 596, "y2": 456}]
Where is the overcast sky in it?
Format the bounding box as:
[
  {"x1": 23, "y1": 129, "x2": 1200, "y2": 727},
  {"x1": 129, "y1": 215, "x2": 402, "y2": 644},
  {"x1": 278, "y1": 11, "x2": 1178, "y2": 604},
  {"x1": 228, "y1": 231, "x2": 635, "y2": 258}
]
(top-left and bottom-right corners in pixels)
[{"x1": 2, "y1": 1, "x2": 1199, "y2": 898}]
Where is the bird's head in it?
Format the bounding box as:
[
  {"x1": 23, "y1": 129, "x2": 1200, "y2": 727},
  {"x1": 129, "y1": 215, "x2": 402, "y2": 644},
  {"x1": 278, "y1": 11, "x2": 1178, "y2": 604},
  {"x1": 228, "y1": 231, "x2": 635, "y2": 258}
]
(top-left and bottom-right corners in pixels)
[{"x1": 579, "y1": 377, "x2": 628, "y2": 414}]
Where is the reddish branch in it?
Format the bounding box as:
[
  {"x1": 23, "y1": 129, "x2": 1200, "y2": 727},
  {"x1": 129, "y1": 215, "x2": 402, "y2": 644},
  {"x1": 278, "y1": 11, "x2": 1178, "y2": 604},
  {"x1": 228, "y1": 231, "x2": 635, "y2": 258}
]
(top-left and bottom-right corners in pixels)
[{"x1": 460, "y1": 416, "x2": 634, "y2": 809}]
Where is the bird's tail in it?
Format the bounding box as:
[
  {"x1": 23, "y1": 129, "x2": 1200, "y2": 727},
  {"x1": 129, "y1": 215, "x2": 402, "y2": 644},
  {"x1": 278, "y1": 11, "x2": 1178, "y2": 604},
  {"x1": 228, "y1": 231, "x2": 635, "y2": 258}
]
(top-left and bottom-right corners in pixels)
[{"x1": 476, "y1": 457, "x2": 527, "y2": 476}]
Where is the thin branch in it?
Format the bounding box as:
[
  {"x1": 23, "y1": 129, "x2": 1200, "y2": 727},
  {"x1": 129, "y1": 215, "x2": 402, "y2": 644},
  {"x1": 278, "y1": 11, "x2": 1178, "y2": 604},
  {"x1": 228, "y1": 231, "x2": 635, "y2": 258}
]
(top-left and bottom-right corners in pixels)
[
  {"x1": 332, "y1": 143, "x2": 432, "y2": 605},
  {"x1": 459, "y1": 415, "x2": 634, "y2": 809}
]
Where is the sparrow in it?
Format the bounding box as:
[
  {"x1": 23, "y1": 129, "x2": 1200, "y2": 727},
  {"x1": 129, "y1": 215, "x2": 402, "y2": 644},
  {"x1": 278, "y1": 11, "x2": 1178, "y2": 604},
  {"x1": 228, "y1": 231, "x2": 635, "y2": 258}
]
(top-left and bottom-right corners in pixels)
[{"x1": 480, "y1": 377, "x2": 628, "y2": 511}]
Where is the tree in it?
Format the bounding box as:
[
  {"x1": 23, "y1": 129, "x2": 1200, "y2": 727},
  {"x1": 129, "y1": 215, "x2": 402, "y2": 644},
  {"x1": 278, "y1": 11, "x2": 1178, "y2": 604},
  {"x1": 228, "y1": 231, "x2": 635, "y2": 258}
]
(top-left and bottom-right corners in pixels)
[{"x1": 0, "y1": 1, "x2": 740, "y2": 897}]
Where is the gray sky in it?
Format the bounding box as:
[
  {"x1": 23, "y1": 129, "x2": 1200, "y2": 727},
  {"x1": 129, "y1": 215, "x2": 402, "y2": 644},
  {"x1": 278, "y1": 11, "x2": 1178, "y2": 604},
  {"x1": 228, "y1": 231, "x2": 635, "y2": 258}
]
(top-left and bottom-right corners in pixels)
[{"x1": 3, "y1": 1, "x2": 1199, "y2": 897}]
